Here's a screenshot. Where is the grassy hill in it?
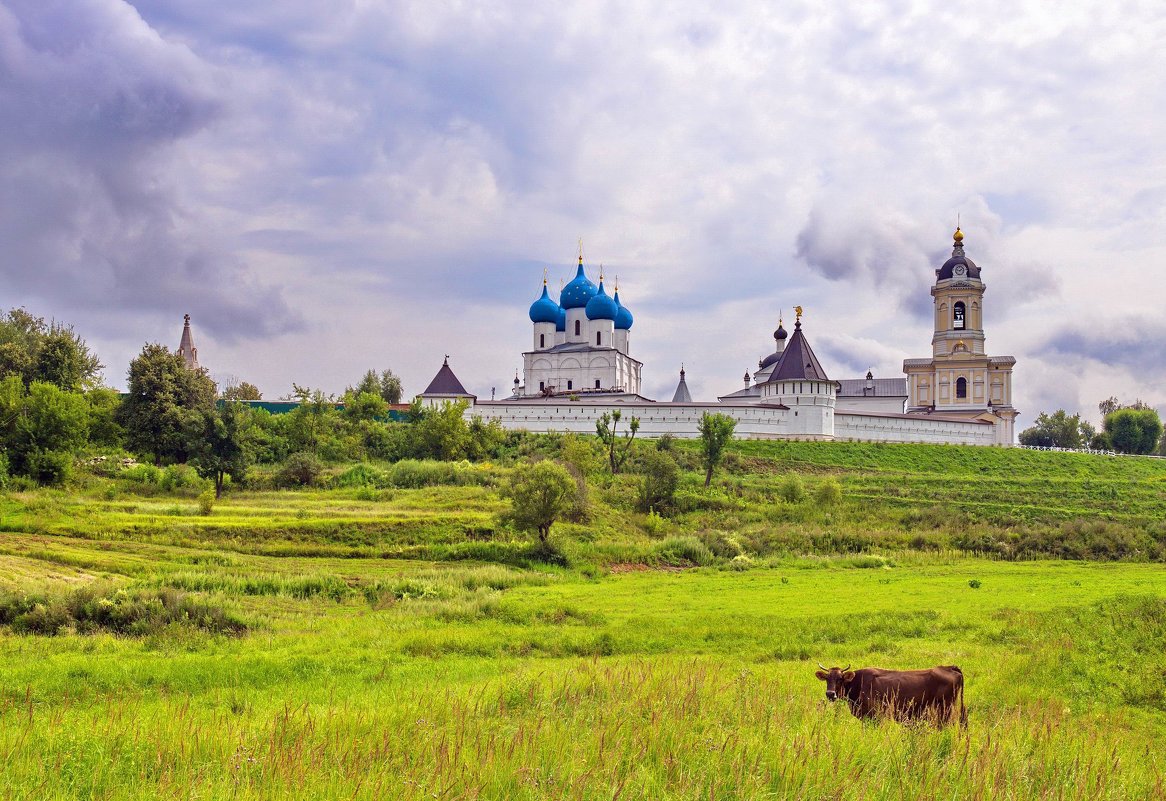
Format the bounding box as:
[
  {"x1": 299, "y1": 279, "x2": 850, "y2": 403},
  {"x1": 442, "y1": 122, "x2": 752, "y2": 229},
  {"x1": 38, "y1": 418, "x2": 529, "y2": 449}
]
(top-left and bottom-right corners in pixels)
[{"x1": 1, "y1": 441, "x2": 1164, "y2": 799}]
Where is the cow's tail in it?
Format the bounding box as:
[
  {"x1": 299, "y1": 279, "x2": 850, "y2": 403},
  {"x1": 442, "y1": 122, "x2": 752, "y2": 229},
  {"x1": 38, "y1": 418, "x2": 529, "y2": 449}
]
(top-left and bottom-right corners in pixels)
[{"x1": 946, "y1": 665, "x2": 968, "y2": 729}]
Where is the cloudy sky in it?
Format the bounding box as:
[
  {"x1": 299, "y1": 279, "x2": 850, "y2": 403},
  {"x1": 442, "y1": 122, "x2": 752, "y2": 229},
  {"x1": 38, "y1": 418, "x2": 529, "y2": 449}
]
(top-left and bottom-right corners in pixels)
[{"x1": 2, "y1": 0, "x2": 1164, "y2": 425}]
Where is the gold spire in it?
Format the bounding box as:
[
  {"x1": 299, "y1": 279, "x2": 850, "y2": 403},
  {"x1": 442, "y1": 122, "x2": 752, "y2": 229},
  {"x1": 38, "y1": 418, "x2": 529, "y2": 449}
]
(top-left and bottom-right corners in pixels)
[
  {"x1": 599, "y1": 263, "x2": 605, "y2": 282},
  {"x1": 542, "y1": 266, "x2": 548, "y2": 285},
  {"x1": 577, "y1": 238, "x2": 583, "y2": 264},
  {"x1": 795, "y1": 305, "x2": 804, "y2": 321},
  {"x1": 954, "y1": 227, "x2": 964, "y2": 243}
]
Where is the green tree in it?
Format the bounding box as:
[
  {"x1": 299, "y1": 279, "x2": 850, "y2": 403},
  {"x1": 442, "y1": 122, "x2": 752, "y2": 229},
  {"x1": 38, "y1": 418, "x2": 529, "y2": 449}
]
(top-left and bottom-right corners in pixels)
[
  {"x1": 220, "y1": 381, "x2": 262, "y2": 401},
  {"x1": 698, "y1": 412, "x2": 737, "y2": 487},
  {"x1": 596, "y1": 410, "x2": 639, "y2": 474},
  {"x1": 1104, "y1": 408, "x2": 1163, "y2": 455},
  {"x1": 342, "y1": 390, "x2": 388, "y2": 423},
  {"x1": 637, "y1": 448, "x2": 679, "y2": 512},
  {"x1": 85, "y1": 388, "x2": 125, "y2": 448},
  {"x1": 119, "y1": 344, "x2": 216, "y2": 464},
  {"x1": 0, "y1": 378, "x2": 90, "y2": 484},
  {"x1": 1018, "y1": 410, "x2": 1096, "y2": 449},
  {"x1": 0, "y1": 309, "x2": 103, "y2": 391},
  {"x1": 503, "y1": 461, "x2": 577, "y2": 542},
  {"x1": 349, "y1": 369, "x2": 403, "y2": 404},
  {"x1": 189, "y1": 402, "x2": 252, "y2": 497},
  {"x1": 283, "y1": 385, "x2": 344, "y2": 457},
  {"x1": 412, "y1": 400, "x2": 471, "y2": 460}
]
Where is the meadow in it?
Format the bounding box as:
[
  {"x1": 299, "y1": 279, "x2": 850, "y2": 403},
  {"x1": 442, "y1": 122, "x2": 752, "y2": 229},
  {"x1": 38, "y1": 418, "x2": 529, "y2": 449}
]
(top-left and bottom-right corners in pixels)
[{"x1": 0, "y1": 440, "x2": 1164, "y2": 799}]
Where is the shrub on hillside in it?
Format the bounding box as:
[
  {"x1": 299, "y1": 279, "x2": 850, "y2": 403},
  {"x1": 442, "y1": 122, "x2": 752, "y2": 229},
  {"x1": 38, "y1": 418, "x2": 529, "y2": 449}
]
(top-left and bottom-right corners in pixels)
[
  {"x1": 332, "y1": 462, "x2": 390, "y2": 488},
  {"x1": 637, "y1": 449, "x2": 679, "y2": 513},
  {"x1": 278, "y1": 451, "x2": 325, "y2": 487},
  {"x1": 24, "y1": 449, "x2": 72, "y2": 486},
  {"x1": 652, "y1": 536, "x2": 713, "y2": 567},
  {"x1": 814, "y1": 477, "x2": 842, "y2": 506},
  {"x1": 0, "y1": 585, "x2": 247, "y2": 636},
  {"x1": 777, "y1": 473, "x2": 806, "y2": 503},
  {"x1": 388, "y1": 459, "x2": 490, "y2": 488}
]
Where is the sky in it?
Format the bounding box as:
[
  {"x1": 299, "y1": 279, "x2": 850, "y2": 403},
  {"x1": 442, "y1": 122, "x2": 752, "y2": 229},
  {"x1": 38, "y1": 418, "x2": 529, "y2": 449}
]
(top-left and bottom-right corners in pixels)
[{"x1": 2, "y1": 0, "x2": 1165, "y2": 426}]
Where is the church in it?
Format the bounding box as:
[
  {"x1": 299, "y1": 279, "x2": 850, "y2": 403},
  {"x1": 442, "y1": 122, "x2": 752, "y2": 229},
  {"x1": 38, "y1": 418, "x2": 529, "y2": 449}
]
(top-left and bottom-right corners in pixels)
[{"x1": 421, "y1": 229, "x2": 1018, "y2": 445}]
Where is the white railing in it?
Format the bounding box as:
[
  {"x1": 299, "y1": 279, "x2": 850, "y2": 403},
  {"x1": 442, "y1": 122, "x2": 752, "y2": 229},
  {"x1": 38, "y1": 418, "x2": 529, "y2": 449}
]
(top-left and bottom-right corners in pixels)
[{"x1": 1017, "y1": 444, "x2": 1164, "y2": 459}]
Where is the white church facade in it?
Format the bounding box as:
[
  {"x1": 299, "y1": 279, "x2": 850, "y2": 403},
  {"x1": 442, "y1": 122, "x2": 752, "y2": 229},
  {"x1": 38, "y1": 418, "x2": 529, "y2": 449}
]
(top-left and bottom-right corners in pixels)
[{"x1": 421, "y1": 229, "x2": 1017, "y2": 446}]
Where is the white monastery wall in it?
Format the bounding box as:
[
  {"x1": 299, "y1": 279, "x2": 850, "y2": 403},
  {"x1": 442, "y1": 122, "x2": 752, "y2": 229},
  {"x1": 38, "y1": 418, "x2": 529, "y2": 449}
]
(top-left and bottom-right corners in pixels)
[
  {"x1": 461, "y1": 400, "x2": 997, "y2": 445},
  {"x1": 835, "y1": 412, "x2": 996, "y2": 445}
]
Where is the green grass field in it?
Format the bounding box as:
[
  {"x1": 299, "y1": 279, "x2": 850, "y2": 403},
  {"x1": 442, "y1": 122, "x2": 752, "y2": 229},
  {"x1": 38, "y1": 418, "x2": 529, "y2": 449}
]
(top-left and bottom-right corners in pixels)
[{"x1": 1, "y1": 441, "x2": 1164, "y2": 799}]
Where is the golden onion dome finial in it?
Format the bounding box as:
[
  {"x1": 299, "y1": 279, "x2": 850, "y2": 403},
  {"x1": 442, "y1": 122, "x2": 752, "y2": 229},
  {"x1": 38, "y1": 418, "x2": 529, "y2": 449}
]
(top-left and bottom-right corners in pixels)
[{"x1": 954, "y1": 227, "x2": 964, "y2": 243}]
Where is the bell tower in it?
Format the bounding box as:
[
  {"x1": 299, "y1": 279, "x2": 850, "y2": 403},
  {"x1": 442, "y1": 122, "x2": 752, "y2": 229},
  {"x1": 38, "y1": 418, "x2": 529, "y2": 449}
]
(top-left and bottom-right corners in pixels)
[
  {"x1": 904, "y1": 228, "x2": 1018, "y2": 444},
  {"x1": 930, "y1": 227, "x2": 986, "y2": 360}
]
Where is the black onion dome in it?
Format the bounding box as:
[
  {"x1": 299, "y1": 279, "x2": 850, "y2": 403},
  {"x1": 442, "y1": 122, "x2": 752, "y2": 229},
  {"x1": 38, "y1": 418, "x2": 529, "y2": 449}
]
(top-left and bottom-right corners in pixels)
[
  {"x1": 936, "y1": 228, "x2": 981, "y2": 280},
  {"x1": 759, "y1": 351, "x2": 781, "y2": 369},
  {"x1": 774, "y1": 323, "x2": 787, "y2": 341}
]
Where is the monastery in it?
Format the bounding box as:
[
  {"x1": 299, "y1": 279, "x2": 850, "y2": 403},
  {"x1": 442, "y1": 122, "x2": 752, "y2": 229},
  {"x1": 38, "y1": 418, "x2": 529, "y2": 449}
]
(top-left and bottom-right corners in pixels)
[{"x1": 420, "y1": 228, "x2": 1018, "y2": 445}]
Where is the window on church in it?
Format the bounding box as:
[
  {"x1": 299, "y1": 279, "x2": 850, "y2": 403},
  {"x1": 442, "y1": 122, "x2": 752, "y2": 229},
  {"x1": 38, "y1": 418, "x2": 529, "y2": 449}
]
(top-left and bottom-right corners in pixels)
[
  {"x1": 956, "y1": 377, "x2": 967, "y2": 399},
  {"x1": 567, "y1": 380, "x2": 573, "y2": 390},
  {"x1": 539, "y1": 334, "x2": 545, "y2": 348},
  {"x1": 596, "y1": 332, "x2": 601, "y2": 345},
  {"x1": 539, "y1": 381, "x2": 544, "y2": 390},
  {"x1": 595, "y1": 379, "x2": 600, "y2": 389},
  {"x1": 575, "y1": 320, "x2": 581, "y2": 336},
  {"x1": 953, "y1": 302, "x2": 966, "y2": 330}
]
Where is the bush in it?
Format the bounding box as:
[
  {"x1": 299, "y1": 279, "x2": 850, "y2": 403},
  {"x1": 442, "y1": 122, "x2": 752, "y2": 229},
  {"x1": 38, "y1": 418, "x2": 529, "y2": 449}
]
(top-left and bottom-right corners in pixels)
[
  {"x1": 332, "y1": 462, "x2": 389, "y2": 488},
  {"x1": 0, "y1": 585, "x2": 247, "y2": 636},
  {"x1": 25, "y1": 449, "x2": 72, "y2": 486},
  {"x1": 122, "y1": 464, "x2": 160, "y2": 484},
  {"x1": 698, "y1": 529, "x2": 744, "y2": 559},
  {"x1": 777, "y1": 472, "x2": 806, "y2": 503},
  {"x1": 815, "y1": 477, "x2": 842, "y2": 506},
  {"x1": 969, "y1": 579, "x2": 982, "y2": 589},
  {"x1": 278, "y1": 451, "x2": 325, "y2": 487},
  {"x1": 652, "y1": 536, "x2": 713, "y2": 567},
  {"x1": 197, "y1": 490, "x2": 215, "y2": 516},
  {"x1": 637, "y1": 449, "x2": 679, "y2": 512},
  {"x1": 388, "y1": 459, "x2": 489, "y2": 488},
  {"x1": 159, "y1": 464, "x2": 204, "y2": 492}
]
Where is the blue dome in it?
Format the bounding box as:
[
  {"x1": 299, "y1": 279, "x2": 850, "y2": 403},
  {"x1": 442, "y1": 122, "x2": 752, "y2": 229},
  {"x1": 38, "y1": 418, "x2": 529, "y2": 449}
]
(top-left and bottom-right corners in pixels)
[
  {"x1": 614, "y1": 289, "x2": 634, "y2": 330},
  {"x1": 556, "y1": 307, "x2": 566, "y2": 332},
  {"x1": 585, "y1": 281, "x2": 618, "y2": 320},
  {"x1": 528, "y1": 284, "x2": 560, "y2": 324},
  {"x1": 559, "y1": 262, "x2": 598, "y2": 309}
]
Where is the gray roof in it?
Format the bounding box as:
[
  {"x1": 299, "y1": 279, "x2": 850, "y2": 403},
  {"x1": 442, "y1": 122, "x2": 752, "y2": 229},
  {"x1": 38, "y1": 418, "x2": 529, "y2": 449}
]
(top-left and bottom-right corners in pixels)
[
  {"x1": 421, "y1": 357, "x2": 474, "y2": 397},
  {"x1": 836, "y1": 377, "x2": 907, "y2": 398},
  {"x1": 762, "y1": 320, "x2": 829, "y2": 382},
  {"x1": 671, "y1": 370, "x2": 692, "y2": 403}
]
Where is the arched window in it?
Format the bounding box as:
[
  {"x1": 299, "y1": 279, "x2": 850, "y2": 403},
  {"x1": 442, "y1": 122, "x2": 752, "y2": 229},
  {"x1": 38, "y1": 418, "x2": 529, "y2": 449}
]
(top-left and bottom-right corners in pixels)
[
  {"x1": 539, "y1": 381, "x2": 544, "y2": 391},
  {"x1": 956, "y1": 377, "x2": 967, "y2": 398},
  {"x1": 953, "y1": 302, "x2": 966, "y2": 330},
  {"x1": 596, "y1": 332, "x2": 601, "y2": 345},
  {"x1": 539, "y1": 334, "x2": 545, "y2": 348},
  {"x1": 574, "y1": 319, "x2": 581, "y2": 336},
  {"x1": 567, "y1": 380, "x2": 573, "y2": 390},
  {"x1": 594, "y1": 379, "x2": 601, "y2": 389}
]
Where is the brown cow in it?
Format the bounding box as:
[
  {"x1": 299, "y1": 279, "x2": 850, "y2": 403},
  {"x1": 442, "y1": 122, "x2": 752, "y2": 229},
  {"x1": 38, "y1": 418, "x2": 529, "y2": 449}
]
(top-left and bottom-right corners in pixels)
[{"x1": 815, "y1": 663, "x2": 967, "y2": 727}]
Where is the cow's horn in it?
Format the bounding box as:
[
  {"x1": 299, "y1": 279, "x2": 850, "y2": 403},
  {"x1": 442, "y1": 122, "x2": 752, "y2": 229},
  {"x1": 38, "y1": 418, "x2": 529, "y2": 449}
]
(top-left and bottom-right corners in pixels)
[
  {"x1": 842, "y1": 665, "x2": 851, "y2": 672},
  {"x1": 817, "y1": 662, "x2": 829, "y2": 671}
]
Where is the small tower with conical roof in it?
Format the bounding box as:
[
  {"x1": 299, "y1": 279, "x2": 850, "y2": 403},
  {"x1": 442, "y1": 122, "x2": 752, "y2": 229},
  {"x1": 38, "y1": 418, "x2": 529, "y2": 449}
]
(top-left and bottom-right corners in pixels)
[
  {"x1": 758, "y1": 307, "x2": 836, "y2": 438},
  {"x1": 177, "y1": 314, "x2": 200, "y2": 370},
  {"x1": 671, "y1": 366, "x2": 693, "y2": 403},
  {"x1": 418, "y1": 355, "x2": 476, "y2": 408}
]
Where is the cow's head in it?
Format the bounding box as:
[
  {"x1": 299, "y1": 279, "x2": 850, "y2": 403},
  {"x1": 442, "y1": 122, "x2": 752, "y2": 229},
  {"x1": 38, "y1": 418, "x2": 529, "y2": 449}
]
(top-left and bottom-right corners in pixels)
[{"x1": 815, "y1": 663, "x2": 854, "y2": 702}]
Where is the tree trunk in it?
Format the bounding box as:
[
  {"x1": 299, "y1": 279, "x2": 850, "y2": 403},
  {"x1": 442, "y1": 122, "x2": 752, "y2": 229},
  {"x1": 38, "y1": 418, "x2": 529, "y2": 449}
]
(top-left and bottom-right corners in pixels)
[
  {"x1": 215, "y1": 472, "x2": 224, "y2": 499},
  {"x1": 704, "y1": 466, "x2": 713, "y2": 488}
]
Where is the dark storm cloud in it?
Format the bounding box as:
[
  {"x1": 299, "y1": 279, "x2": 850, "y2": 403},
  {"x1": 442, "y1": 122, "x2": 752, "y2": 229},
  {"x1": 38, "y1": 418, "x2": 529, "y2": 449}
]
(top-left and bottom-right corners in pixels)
[{"x1": 0, "y1": 0, "x2": 300, "y2": 341}]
